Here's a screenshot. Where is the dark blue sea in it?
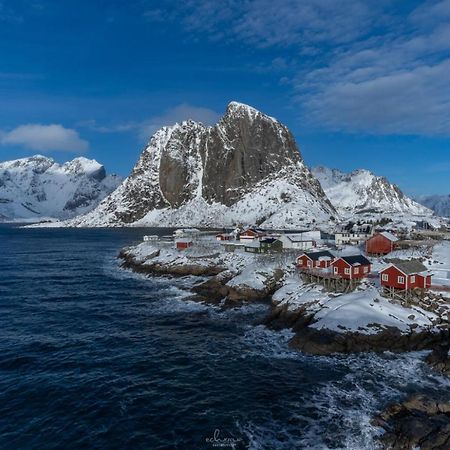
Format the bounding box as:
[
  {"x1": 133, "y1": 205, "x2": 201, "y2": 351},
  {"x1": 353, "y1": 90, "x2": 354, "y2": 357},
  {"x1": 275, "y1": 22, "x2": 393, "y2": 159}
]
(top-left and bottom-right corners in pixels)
[{"x1": 1, "y1": 224, "x2": 449, "y2": 449}]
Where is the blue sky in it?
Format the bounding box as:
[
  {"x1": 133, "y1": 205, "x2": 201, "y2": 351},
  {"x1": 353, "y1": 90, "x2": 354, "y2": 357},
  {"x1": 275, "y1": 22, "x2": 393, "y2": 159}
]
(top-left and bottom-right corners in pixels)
[{"x1": 0, "y1": 0, "x2": 449, "y2": 195}]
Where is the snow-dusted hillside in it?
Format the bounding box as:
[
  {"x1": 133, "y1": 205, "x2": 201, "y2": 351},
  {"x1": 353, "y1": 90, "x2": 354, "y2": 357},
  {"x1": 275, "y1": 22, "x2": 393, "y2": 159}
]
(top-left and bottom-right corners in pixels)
[
  {"x1": 312, "y1": 166, "x2": 432, "y2": 219},
  {"x1": 64, "y1": 102, "x2": 336, "y2": 228},
  {"x1": 0, "y1": 155, "x2": 122, "y2": 222},
  {"x1": 416, "y1": 195, "x2": 450, "y2": 218}
]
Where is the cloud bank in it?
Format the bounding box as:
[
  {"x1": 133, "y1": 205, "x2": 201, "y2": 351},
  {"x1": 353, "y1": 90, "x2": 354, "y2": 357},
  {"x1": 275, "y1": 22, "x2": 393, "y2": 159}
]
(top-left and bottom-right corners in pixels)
[
  {"x1": 1, "y1": 124, "x2": 89, "y2": 152},
  {"x1": 145, "y1": 0, "x2": 450, "y2": 136}
]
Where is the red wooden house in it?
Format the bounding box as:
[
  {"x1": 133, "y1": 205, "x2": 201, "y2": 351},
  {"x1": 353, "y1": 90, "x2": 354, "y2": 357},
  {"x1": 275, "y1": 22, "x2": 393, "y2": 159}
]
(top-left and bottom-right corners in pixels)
[
  {"x1": 366, "y1": 232, "x2": 398, "y2": 256},
  {"x1": 216, "y1": 233, "x2": 232, "y2": 241},
  {"x1": 175, "y1": 239, "x2": 193, "y2": 250},
  {"x1": 330, "y1": 255, "x2": 372, "y2": 280},
  {"x1": 239, "y1": 227, "x2": 267, "y2": 241},
  {"x1": 379, "y1": 260, "x2": 432, "y2": 290},
  {"x1": 296, "y1": 251, "x2": 335, "y2": 269}
]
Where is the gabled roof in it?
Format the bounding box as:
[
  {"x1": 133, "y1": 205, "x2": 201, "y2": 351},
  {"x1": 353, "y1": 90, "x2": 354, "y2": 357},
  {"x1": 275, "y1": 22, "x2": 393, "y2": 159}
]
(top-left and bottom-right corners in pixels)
[
  {"x1": 382, "y1": 259, "x2": 428, "y2": 275},
  {"x1": 378, "y1": 231, "x2": 398, "y2": 242},
  {"x1": 260, "y1": 237, "x2": 278, "y2": 244},
  {"x1": 242, "y1": 227, "x2": 266, "y2": 234},
  {"x1": 302, "y1": 250, "x2": 334, "y2": 261},
  {"x1": 334, "y1": 255, "x2": 371, "y2": 266}
]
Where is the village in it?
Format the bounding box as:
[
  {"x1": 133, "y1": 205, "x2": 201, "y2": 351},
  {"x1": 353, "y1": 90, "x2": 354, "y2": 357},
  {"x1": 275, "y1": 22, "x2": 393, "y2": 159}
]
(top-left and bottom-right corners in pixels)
[{"x1": 139, "y1": 220, "x2": 450, "y2": 319}]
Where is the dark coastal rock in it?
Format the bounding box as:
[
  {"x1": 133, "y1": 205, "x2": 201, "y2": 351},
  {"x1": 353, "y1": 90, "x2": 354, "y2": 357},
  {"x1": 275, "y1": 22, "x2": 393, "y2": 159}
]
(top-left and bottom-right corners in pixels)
[
  {"x1": 264, "y1": 303, "x2": 450, "y2": 355},
  {"x1": 118, "y1": 248, "x2": 225, "y2": 277},
  {"x1": 426, "y1": 343, "x2": 450, "y2": 377},
  {"x1": 262, "y1": 303, "x2": 315, "y2": 331},
  {"x1": 372, "y1": 395, "x2": 450, "y2": 449},
  {"x1": 289, "y1": 326, "x2": 450, "y2": 355},
  {"x1": 192, "y1": 268, "x2": 284, "y2": 306}
]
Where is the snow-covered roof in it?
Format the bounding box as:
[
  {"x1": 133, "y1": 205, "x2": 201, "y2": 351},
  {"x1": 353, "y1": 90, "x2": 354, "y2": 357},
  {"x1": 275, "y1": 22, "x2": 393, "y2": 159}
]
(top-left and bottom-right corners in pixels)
[
  {"x1": 379, "y1": 231, "x2": 398, "y2": 242},
  {"x1": 175, "y1": 238, "x2": 193, "y2": 244}
]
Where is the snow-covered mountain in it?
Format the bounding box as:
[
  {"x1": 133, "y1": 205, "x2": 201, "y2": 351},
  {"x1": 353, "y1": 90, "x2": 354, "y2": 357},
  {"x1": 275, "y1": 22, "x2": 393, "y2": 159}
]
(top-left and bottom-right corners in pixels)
[
  {"x1": 0, "y1": 155, "x2": 122, "y2": 222},
  {"x1": 65, "y1": 102, "x2": 336, "y2": 228},
  {"x1": 312, "y1": 166, "x2": 432, "y2": 217},
  {"x1": 416, "y1": 195, "x2": 450, "y2": 218}
]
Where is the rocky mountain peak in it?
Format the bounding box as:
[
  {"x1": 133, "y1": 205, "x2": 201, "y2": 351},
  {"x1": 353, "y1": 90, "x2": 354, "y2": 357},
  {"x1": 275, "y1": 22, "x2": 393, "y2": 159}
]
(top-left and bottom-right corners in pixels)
[{"x1": 66, "y1": 102, "x2": 335, "y2": 228}]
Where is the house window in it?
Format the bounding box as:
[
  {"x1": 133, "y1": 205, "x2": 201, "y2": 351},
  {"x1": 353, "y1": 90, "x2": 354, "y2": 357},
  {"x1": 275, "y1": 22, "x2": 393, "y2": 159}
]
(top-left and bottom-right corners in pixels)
[
  {"x1": 307, "y1": 261, "x2": 312, "y2": 268},
  {"x1": 398, "y1": 276, "x2": 405, "y2": 284},
  {"x1": 344, "y1": 268, "x2": 350, "y2": 275},
  {"x1": 333, "y1": 267, "x2": 338, "y2": 274},
  {"x1": 298, "y1": 259, "x2": 303, "y2": 266},
  {"x1": 315, "y1": 261, "x2": 320, "y2": 267},
  {"x1": 364, "y1": 266, "x2": 369, "y2": 273},
  {"x1": 382, "y1": 274, "x2": 389, "y2": 281},
  {"x1": 410, "y1": 275, "x2": 416, "y2": 283},
  {"x1": 354, "y1": 267, "x2": 359, "y2": 274}
]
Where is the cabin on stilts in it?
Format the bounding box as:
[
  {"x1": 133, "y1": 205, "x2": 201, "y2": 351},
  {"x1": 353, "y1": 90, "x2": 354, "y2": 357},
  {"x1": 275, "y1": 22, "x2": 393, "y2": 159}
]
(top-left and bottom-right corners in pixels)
[{"x1": 379, "y1": 259, "x2": 432, "y2": 303}]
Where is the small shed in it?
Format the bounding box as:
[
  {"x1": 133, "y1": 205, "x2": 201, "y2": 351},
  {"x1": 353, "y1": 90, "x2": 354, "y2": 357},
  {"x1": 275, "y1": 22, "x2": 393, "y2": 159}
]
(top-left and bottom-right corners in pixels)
[
  {"x1": 216, "y1": 233, "x2": 232, "y2": 241},
  {"x1": 296, "y1": 250, "x2": 335, "y2": 269},
  {"x1": 260, "y1": 237, "x2": 283, "y2": 253},
  {"x1": 366, "y1": 232, "x2": 398, "y2": 256},
  {"x1": 239, "y1": 227, "x2": 267, "y2": 241},
  {"x1": 277, "y1": 234, "x2": 316, "y2": 250},
  {"x1": 331, "y1": 255, "x2": 372, "y2": 279},
  {"x1": 380, "y1": 260, "x2": 432, "y2": 290},
  {"x1": 175, "y1": 239, "x2": 193, "y2": 250},
  {"x1": 244, "y1": 244, "x2": 261, "y2": 253}
]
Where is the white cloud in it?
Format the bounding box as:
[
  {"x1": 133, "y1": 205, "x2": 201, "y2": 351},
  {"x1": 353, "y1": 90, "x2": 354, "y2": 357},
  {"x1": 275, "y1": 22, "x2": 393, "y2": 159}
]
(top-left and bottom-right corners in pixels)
[
  {"x1": 138, "y1": 103, "x2": 220, "y2": 139},
  {"x1": 149, "y1": 0, "x2": 450, "y2": 136},
  {"x1": 81, "y1": 104, "x2": 220, "y2": 141},
  {"x1": 1, "y1": 124, "x2": 89, "y2": 152}
]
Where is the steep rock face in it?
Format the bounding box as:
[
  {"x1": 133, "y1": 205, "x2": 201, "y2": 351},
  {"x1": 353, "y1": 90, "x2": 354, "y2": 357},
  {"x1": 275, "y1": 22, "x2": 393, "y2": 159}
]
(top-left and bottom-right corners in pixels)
[
  {"x1": 417, "y1": 195, "x2": 450, "y2": 218},
  {"x1": 312, "y1": 166, "x2": 431, "y2": 216},
  {"x1": 68, "y1": 102, "x2": 335, "y2": 228},
  {"x1": 0, "y1": 155, "x2": 122, "y2": 222}
]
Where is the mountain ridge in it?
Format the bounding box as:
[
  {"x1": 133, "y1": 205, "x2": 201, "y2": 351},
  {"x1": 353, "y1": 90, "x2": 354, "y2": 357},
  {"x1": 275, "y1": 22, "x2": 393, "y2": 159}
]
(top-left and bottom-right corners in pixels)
[
  {"x1": 0, "y1": 155, "x2": 122, "y2": 222},
  {"x1": 63, "y1": 102, "x2": 336, "y2": 228}
]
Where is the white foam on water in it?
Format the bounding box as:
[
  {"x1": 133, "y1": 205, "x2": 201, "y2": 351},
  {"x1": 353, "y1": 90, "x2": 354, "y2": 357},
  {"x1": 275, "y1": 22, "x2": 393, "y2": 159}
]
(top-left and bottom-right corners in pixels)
[{"x1": 236, "y1": 324, "x2": 450, "y2": 449}]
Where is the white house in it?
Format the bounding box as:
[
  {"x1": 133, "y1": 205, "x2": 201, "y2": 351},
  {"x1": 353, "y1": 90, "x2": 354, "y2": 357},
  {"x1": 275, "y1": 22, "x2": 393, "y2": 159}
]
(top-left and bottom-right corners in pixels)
[
  {"x1": 143, "y1": 235, "x2": 159, "y2": 242},
  {"x1": 335, "y1": 223, "x2": 373, "y2": 246},
  {"x1": 277, "y1": 234, "x2": 317, "y2": 250}
]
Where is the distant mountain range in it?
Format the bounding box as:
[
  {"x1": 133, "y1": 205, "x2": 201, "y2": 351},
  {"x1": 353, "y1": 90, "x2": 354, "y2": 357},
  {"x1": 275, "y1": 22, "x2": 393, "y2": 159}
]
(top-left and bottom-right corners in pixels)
[
  {"x1": 0, "y1": 156, "x2": 122, "y2": 222},
  {"x1": 312, "y1": 166, "x2": 431, "y2": 217},
  {"x1": 1, "y1": 102, "x2": 444, "y2": 228},
  {"x1": 416, "y1": 195, "x2": 450, "y2": 218}
]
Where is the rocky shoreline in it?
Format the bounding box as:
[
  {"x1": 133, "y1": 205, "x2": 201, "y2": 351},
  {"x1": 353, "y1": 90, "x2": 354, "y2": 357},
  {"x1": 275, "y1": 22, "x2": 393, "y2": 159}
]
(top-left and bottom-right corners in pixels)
[
  {"x1": 372, "y1": 395, "x2": 450, "y2": 449},
  {"x1": 119, "y1": 242, "x2": 450, "y2": 447},
  {"x1": 119, "y1": 244, "x2": 450, "y2": 356},
  {"x1": 264, "y1": 303, "x2": 450, "y2": 355}
]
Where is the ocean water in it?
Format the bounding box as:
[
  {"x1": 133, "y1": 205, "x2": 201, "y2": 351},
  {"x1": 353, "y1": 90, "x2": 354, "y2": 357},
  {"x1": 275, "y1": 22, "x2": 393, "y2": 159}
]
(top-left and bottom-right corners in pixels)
[{"x1": 1, "y1": 224, "x2": 449, "y2": 449}]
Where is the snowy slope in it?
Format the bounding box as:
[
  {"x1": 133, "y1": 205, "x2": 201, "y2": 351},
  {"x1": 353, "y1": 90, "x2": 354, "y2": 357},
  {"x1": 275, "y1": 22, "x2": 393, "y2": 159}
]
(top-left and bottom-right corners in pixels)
[
  {"x1": 312, "y1": 166, "x2": 431, "y2": 217},
  {"x1": 0, "y1": 155, "x2": 122, "y2": 222},
  {"x1": 416, "y1": 195, "x2": 450, "y2": 218},
  {"x1": 62, "y1": 102, "x2": 336, "y2": 229}
]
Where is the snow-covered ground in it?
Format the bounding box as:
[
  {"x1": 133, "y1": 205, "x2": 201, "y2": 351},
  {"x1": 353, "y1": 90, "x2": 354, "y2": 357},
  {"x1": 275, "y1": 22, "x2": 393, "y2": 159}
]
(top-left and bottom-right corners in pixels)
[
  {"x1": 426, "y1": 241, "x2": 450, "y2": 288},
  {"x1": 124, "y1": 236, "x2": 450, "y2": 337}
]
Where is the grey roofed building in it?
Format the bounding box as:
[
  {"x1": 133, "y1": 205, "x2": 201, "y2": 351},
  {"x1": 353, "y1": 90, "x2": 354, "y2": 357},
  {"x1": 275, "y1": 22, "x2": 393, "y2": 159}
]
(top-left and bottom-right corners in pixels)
[{"x1": 386, "y1": 259, "x2": 429, "y2": 275}]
